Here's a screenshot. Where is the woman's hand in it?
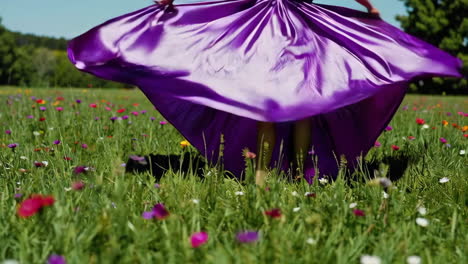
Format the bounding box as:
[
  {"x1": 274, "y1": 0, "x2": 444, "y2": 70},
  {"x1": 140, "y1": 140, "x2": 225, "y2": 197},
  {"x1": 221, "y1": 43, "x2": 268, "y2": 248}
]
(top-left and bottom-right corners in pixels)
[
  {"x1": 368, "y1": 7, "x2": 380, "y2": 17},
  {"x1": 155, "y1": 0, "x2": 174, "y2": 7}
]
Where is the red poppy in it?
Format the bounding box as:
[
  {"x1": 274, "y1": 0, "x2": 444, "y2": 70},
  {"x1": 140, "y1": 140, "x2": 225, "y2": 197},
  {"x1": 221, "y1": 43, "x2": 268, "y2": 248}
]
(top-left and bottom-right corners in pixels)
[
  {"x1": 17, "y1": 194, "x2": 55, "y2": 218},
  {"x1": 117, "y1": 108, "x2": 126, "y2": 113},
  {"x1": 39, "y1": 117, "x2": 46, "y2": 122},
  {"x1": 416, "y1": 118, "x2": 425, "y2": 125},
  {"x1": 353, "y1": 209, "x2": 365, "y2": 217},
  {"x1": 264, "y1": 208, "x2": 282, "y2": 218},
  {"x1": 391, "y1": 145, "x2": 400, "y2": 151}
]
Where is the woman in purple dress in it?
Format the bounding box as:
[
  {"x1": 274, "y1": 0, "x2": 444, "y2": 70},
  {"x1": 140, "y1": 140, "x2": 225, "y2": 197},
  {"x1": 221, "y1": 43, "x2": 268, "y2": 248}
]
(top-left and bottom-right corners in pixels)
[{"x1": 68, "y1": 0, "x2": 462, "y2": 185}]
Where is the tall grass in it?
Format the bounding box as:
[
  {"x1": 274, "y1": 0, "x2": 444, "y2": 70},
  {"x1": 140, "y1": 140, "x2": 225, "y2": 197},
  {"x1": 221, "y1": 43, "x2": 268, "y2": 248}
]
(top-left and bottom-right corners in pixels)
[{"x1": 0, "y1": 87, "x2": 466, "y2": 263}]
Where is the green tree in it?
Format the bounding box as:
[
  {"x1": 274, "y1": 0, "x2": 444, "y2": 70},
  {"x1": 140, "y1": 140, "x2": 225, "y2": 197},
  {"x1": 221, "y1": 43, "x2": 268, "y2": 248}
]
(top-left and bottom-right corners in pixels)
[
  {"x1": 0, "y1": 19, "x2": 16, "y2": 84},
  {"x1": 397, "y1": 0, "x2": 467, "y2": 94}
]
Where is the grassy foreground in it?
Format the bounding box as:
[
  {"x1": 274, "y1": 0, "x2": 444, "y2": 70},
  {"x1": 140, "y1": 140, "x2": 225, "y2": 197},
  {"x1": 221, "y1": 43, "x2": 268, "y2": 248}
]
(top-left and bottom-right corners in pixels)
[{"x1": 0, "y1": 87, "x2": 467, "y2": 264}]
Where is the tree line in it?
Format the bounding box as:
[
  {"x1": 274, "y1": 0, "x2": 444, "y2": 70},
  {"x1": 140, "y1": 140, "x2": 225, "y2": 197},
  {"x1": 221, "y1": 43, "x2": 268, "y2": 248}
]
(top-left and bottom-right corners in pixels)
[{"x1": 0, "y1": 19, "x2": 131, "y2": 89}]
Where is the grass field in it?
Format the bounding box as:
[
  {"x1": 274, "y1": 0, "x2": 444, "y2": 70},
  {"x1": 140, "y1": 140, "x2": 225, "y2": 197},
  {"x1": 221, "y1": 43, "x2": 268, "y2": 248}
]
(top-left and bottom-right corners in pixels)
[{"x1": 0, "y1": 87, "x2": 467, "y2": 264}]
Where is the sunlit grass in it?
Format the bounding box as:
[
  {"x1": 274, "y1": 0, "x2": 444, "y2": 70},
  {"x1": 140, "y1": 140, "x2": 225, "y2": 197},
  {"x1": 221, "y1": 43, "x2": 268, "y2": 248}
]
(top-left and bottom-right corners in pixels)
[{"x1": 0, "y1": 87, "x2": 466, "y2": 264}]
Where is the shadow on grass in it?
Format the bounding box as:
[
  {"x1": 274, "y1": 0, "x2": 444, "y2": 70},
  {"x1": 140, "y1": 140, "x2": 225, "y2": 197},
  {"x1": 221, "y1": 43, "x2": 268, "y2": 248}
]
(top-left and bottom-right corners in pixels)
[
  {"x1": 125, "y1": 152, "x2": 207, "y2": 182},
  {"x1": 125, "y1": 151, "x2": 419, "y2": 184}
]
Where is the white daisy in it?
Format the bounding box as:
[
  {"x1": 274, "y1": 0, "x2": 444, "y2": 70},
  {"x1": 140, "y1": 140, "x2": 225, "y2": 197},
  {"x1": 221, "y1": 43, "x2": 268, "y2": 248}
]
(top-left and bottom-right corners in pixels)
[
  {"x1": 360, "y1": 255, "x2": 381, "y2": 264},
  {"x1": 439, "y1": 177, "x2": 450, "y2": 183},
  {"x1": 459, "y1": 150, "x2": 466, "y2": 155},
  {"x1": 1, "y1": 260, "x2": 20, "y2": 264},
  {"x1": 306, "y1": 238, "x2": 317, "y2": 245},
  {"x1": 406, "y1": 256, "x2": 421, "y2": 264},
  {"x1": 291, "y1": 191, "x2": 298, "y2": 196},
  {"x1": 382, "y1": 191, "x2": 389, "y2": 199},
  {"x1": 235, "y1": 191, "x2": 244, "y2": 196},
  {"x1": 293, "y1": 207, "x2": 301, "y2": 212},
  {"x1": 421, "y1": 124, "x2": 430, "y2": 129},
  {"x1": 417, "y1": 207, "x2": 427, "y2": 216},
  {"x1": 33, "y1": 131, "x2": 41, "y2": 136},
  {"x1": 416, "y1": 217, "x2": 429, "y2": 227},
  {"x1": 349, "y1": 202, "x2": 358, "y2": 209},
  {"x1": 319, "y1": 178, "x2": 329, "y2": 184},
  {"x1": 191, "y1": 199, "x2": 200, "y2": 204}
]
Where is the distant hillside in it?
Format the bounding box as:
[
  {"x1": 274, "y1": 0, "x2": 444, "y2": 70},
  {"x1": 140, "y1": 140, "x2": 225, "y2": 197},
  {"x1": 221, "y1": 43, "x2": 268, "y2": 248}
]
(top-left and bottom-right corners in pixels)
[{"x1": 0, "y1": 19, "x2": 130, "y2": 88}]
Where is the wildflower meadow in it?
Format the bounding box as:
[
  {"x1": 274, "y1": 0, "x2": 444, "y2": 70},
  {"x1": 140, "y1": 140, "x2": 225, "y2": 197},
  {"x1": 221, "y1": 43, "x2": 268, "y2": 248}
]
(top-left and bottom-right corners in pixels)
[{"x1": 0, "y1": 87, "x2": 466, "y2": 264}]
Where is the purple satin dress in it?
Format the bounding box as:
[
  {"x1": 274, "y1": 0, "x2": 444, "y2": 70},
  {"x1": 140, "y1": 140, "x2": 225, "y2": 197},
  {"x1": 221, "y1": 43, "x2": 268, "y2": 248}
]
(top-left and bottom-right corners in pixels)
[{"x1": 68, "y1": 0, "x2": 462, "y2": 182}]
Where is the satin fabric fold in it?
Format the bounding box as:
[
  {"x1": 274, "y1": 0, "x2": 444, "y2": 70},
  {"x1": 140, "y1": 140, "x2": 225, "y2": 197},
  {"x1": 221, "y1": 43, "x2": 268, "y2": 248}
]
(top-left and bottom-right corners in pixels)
[{"x1": 68, "y1": 0, "x2": 462, "y2": 180}]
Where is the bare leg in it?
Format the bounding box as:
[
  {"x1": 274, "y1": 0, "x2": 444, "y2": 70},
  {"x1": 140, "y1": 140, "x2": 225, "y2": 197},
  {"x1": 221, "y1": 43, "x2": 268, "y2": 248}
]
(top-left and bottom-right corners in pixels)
[
  {"x1": 293, "y1": 118, "x2": 312, "y2": 179},
  {"x1": 256, "y1": 121, "x2": 276, "y2": 186}
]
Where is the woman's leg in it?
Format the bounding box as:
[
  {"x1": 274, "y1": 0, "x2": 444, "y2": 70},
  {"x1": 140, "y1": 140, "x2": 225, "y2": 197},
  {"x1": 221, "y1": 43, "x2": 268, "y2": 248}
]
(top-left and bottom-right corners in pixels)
[
  {"x1": 293, "y1": 118, "x2": 312, "y2": 178},
  {"x1": 256, "y1": 121, "x2": 276, "y2": 186}
]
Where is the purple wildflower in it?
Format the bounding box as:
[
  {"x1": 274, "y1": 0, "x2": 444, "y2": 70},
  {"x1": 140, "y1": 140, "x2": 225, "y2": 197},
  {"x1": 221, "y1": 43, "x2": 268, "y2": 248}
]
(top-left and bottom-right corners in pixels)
[
  {"x1": 142, "y1": 203, "x2": 169, "y2": 220},
  {"x1": 53, "y1": 140, "x2": 61, "y2": 145},
  {"x1": 94, "y1": 117, "x2": 100, "y2": 121},
  {"x1": 81, "y1": 144, "x2": 88, "y2": 149},
  {"x1": 47, "y1": 254, "x2": 66, "y2": 264},
  {"x1": 159, "y1": 121, "x2": 168, "y2": 125},
  {"x1": 8, "y1": 143, "x2": 18, "y2": 148},
  {"x1": 76, "y1": 99, "x2": 81, "y2": 104},
  {"x1": 130, "y1": 155, "x2": 147, "y2": 165},
  {"x1": 14, "y1": 193, "x2": 23, "y2": 199},
  {"x1": 110, "y1": 116, "x2": 118, "y2": 122},
  {"x1": 73, "y1": 166, "x2": 88, "y2": 175},
  {"x1": 142, "y1": 211, "x2": 155, "y2": 219},
  {"x1": 140, "y1": 110, "x2": 147, "y2": 114},
  {"x1": 122, "y1": 115, "x2": 129, "y2": 120},
  {"x1": 385, "y1": 126, "x2": 393, "y2": 131},
  {"x1": 39, "y1": 106, "x2": 47, "y2": 111},
  {"x1": 439, "y1": 137, "x2": 447, "y2": 144},
  {"x1": 150, "y1": 117, "x2": 156, "y2": 121},
  {"x1": 236, "y1": 231, "x2": 259, "y2": 243},
  {"x1": 5, "y1": 130, "x2": 11, "y2": 135},
  {"x1": 27, "y1": 115, "x2": 34, "y2": 119}
]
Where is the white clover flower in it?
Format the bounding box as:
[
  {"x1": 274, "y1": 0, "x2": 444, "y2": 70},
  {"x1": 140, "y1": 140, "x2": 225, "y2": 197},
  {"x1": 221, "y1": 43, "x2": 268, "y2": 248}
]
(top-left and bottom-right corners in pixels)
[
  {"x1": 33, "y1": 131, "x2": 40, "y2": 136},
  {"x1": 293, "y1": 207, "x2": 301, "y2": 212},
  {"x1": 360, "y1": 255, "x2": 382, "y2": 264},
  {"x1": 416, "y1": 217, "x2": 429, "y2": 227},
  {"x1": 20, "y1": 156, "x2": 28, "y2": 160},
  {"x1": 306, "y1": 238, "x2": 317, "y2": 245},
  {"x1": 235, "y1": 191, "x2": 244, "y2": 196},
  {"x1": 382, "y1": 191, "x2": 389, "y2": 199},
  {"x1": 349, "y1": 202, "x2": 358, "y2": 209},
  {"x1": 460, "y1": 150, "x2": 466, "y2": 155},
  {"x1": 417, "y1": 207, "x2": 427, "y2": 216},
  {"x1": 191, "y1": 199, "x2": 200, "y2": 204},
  {"x1": 406, "y1": 256, "x2": 421, "y2": 264},
  {"x1": 439, "y1": 177, "x2": 449, "y2": 183},
  {"x1": 41, "y1": 161, "x2": 49, "y2": 167},
  {"x1": 1, "y1": 260, "x2": 20, "y2": 264},
  {"x1": 291, "y1": 191, "x2": 298, "y2": 196},
  {"x1": 421, "y1": 124, "x2": 430, "y2": 129},
  {"x1": 318, "y1": 178, "x2": 329, "y2": 185}
]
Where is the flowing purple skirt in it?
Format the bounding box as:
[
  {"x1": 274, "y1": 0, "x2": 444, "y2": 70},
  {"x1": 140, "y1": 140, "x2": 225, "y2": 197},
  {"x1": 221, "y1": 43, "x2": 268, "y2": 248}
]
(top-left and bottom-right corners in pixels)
[{"x1": 68, "y1": 0, "x2": 462, "y2": 182}]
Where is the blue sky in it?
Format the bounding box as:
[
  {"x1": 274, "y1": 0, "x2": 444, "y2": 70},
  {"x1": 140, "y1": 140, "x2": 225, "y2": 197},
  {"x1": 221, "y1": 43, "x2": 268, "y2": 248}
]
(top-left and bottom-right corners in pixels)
[{"x1": 0, "y1": 0, "x2": 406, "y2": 39}]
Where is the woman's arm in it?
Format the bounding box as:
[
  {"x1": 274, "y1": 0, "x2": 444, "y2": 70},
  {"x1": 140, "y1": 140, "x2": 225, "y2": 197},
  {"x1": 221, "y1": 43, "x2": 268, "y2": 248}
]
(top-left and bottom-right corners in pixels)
[{"x1": 355, "y1": 0, "x2": 380, "y2": 16}]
